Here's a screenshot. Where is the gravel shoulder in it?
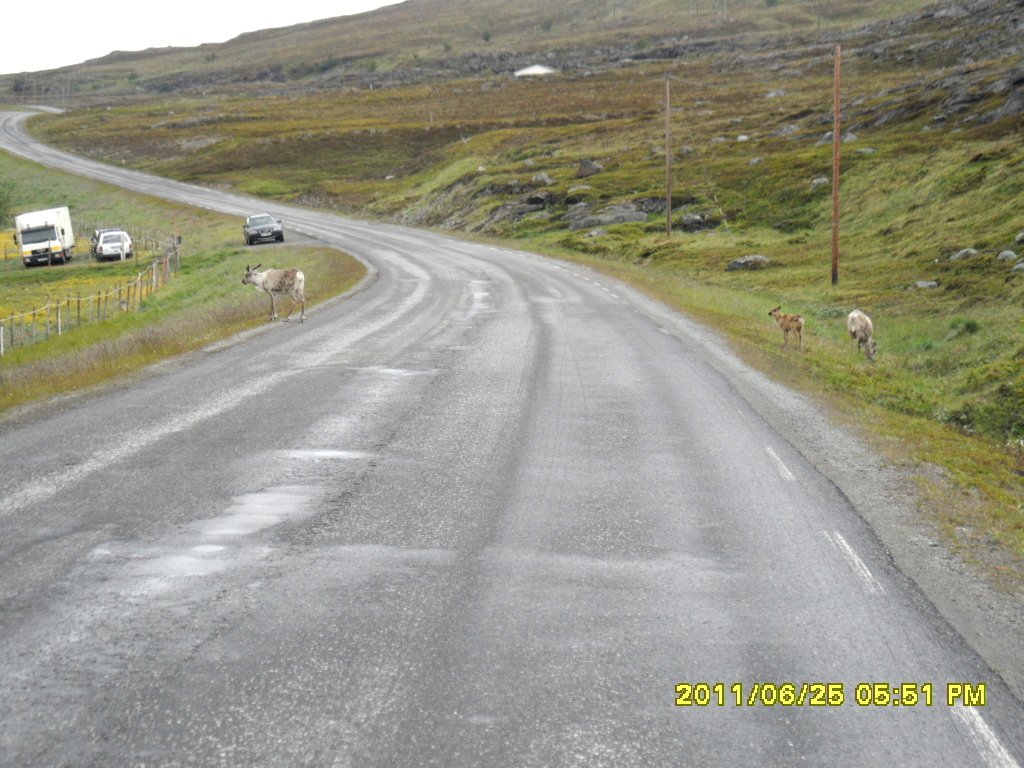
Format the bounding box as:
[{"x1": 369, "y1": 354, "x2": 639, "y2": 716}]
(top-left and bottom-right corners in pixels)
[{"x1": 609, "y1": 273, "x2": 1024, "y2": 703}]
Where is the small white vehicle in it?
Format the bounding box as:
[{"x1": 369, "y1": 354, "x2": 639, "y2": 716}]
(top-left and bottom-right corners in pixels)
[{"x1": 94, "y1": 230, "x2": 133, "y2": 261}]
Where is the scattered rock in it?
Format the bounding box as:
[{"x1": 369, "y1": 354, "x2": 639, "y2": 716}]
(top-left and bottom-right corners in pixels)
[
  {"x1": 749, "y1": 156, "x2": 764, "y2": 166},
  {"x1": 815, "y1": 131, "x2": 858, "y2": 145},
  {"x1": 1015, "y1": 231, "x2": 1024, "y2": 245},
  {"x1": 577, "y1": 159, "x2": 603, "y2": 178},
  {"x1": 996, "y1": 250, "x2": 1017, "y2": 262},
  {"x1": 912, "y1": 280, "x2": 940, "y2": 289},
  {"x1": 532, "y1": 172, "x2": 554, "y2": 186},
  {"x1": 1012, "y1": 262, "x2": 1024, "y2": 273},
  {"x1": 586, "y1": 229, "x2": 607, "y2": 238},
  {"x1": 477, "y1": 200, "x2": 547, "y2": 230},
  {"x1": 766, "y1": 89, "x2": 786, "y2": 99},
  {"x1": 770, "y1": 124, "x2": 799, "y2": 138},
  {"x1": 726, "y1": 254, "x2": 769, "y2": 271},
  {"x1": 810, "y1": 176, "x2": 831, "y2": 190},
  {"x1": 567, "y1": 202, "x2": 647, "y2": 230},
  {"x1": 565, "y1": 186, "x2": 591, "y2": 204},
  {"x1": 950, "y1": 248, "x2": 978, "y2": 261},
  {"x1": 737, "y1": 134, "x2": 750, "y2": 142},
  {"x1": 634, "y1": 198, "x2": 667, "y2": 214},
  {"x1": 676, "y1": 213, "x2": 712, "y2": 232},
  {"x1": 980, "y1": 64, "x2": 1024, "y2": 123}
]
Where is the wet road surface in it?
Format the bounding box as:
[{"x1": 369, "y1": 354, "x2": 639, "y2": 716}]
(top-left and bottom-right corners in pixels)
[{"x1": 0, "y1": 111, "x2": 1022, "y2": 767}]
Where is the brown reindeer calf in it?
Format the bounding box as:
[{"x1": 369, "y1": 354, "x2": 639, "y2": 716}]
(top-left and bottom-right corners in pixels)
[{"x1": 769, "y1": 306, "x2": 804, "y2": 349}]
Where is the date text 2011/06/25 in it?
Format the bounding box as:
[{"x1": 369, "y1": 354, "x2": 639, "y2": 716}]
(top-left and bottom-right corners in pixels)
[{"x1": 674, "y1": 682, "x2": 987, "y2": 708}]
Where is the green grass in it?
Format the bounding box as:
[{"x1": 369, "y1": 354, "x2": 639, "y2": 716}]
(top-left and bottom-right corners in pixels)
[{"x1": 0, "y1": 154, "x2": 366, "y2": 411}]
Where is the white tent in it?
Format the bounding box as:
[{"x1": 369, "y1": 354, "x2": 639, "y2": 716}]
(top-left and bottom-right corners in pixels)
[{"x1": 514, "y1": 65, "x2": 557, "y2": 77}]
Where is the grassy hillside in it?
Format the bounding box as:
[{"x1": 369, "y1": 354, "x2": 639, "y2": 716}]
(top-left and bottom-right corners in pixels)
[
  {"x1": 3, "y1": 0, "x2": 1023, "y2": 583},
  {"x1": 0, "y1": 0, "x2": 930, "y2": 99}
]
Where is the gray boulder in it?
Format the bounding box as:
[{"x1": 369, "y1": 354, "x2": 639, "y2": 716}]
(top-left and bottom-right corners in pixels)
[
  {"x1": 676, "y1": 213, "x2": 709, "y2": 232},
  {"x1": 950, "y1": 248, "x2": 978, "y2": 261},
  {"x1": 726, "y1": 254, "x2": 769, "y2": 271},
  {"x1": 997, "y1": 250, "x2": 1018, "y2": 262},
  {"x1": 912, "y1": 280, "x2": 940, "y2": 289},
  {"x1": 1012, "y1": 262, "x2": 1024, "y2": 273},
  {"x1": 577, "y1": 159, "x2": 603, "y2": 178},
  {"x1": 567, "y1": 203, "x2": 647, "y2": 231},
  {"x1": 1015, "y1": 231, "x2": 1024, "y2": 244},
  {"x1": 770, "y1": 124, "x2": 799, "y2": 138}
]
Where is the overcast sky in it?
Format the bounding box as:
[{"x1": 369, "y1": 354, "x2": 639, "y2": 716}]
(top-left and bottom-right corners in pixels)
[{"x1": 2, "y1": 0, "x2": 403, "y2": 76}]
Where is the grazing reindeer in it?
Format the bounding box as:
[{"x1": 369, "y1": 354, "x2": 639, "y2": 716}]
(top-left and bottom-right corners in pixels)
[
  {"x1": 847, "y1": 309, "x2": 877, "y2": 360},
  {"x1": 769, "y1": 305, "x2": 804, "y2": 349},
  {"x1": 242, "y1": 264, "x2": 306, "y2": 322}
]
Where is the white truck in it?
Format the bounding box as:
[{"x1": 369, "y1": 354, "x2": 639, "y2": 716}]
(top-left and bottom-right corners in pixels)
[{"x1": 13, "y1": 206, "x2": 75, "y2": 267}]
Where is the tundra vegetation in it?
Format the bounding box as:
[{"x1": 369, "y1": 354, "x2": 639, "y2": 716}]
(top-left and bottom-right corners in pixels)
[{"x1": 5, "y1": 0, "x2": 1023, "y2": 583}]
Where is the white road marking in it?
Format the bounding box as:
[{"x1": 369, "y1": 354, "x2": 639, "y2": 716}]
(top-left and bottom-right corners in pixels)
[
  {"x1": 765, "y1": 446, "x2": 795, "y2": 482},
  {"x1": 951, "y1": 707, "x2": 1021, "y2": 768},
  {"x1": 825, "y1": 530, "x2": 886, "y2": 595}
]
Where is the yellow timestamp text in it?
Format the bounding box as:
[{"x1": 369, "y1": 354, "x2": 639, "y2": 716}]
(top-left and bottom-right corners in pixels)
[{"x1": 674, "y1": 682, "x2": 987, "y2": 708}]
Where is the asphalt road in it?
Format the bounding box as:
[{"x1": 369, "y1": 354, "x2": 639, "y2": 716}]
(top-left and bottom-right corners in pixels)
[{"x1": 0, "y1": 111, "x2": 1022, "y2": 767}]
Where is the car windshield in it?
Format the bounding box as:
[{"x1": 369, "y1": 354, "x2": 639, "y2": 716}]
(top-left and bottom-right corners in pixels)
[
  {"x1": 22, "y1": 226, "x2": 57, "y2": 245},
  {"x1": 249, "y1": 216, "x2": 275, "y2": 227},
  {"x1": 101, "y1": 234, "x2": 124, "y2": 244}
]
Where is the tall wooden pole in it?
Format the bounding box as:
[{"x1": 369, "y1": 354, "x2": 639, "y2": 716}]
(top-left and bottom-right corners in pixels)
[
  {"x1": 665, "y1": 77, "x2": 673, "y2": 238},
  {"x1": 831, "y1": 44, "x2": 841, "y2": 286}
]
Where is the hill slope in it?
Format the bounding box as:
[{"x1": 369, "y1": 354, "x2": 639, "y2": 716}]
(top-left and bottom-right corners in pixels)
[{"x1": 2, "y1": 0, "x2": 933, "y2": 99}]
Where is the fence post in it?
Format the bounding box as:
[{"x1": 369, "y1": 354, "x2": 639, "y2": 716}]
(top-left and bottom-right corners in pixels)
[
  {"x1": 57, "y1": 304, "x2": 62, "y2": 336},
  {"x1": 0, "y1": 321, "x2": 4, "y2": 357}
]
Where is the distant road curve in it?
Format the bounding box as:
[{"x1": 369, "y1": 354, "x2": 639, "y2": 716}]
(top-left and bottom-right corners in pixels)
[{"x1": 0, "y1": 110, "x2": 1021, "y2": 767}]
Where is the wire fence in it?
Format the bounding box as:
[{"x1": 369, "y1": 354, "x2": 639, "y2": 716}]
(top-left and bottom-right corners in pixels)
[{"x1": 0, "y1": 243, "x2": 181, "y2": 358}]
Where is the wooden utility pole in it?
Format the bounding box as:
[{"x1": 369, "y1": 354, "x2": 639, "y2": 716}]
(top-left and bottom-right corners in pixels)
[
  {"x1": 831, "y1": 44, "x2": 841, "y2": 286},
  {"x1": 665, "y1": 76, "x2": 673, "y2": 237}
]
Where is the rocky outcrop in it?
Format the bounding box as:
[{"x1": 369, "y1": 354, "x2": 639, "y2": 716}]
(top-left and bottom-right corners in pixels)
[{"x1": 726, "y1": 254, "x2": 770, "y2": 271}]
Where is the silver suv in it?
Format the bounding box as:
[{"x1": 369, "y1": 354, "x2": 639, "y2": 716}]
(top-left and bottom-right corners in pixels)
[{"x1": 243, "y1": 214, "x2": 284, "y2": 246}]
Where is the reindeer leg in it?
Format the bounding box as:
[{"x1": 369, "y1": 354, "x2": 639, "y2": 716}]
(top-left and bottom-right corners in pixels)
[{"x1": 269, "y1": 293, "x2": 277, "y2": 321}]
